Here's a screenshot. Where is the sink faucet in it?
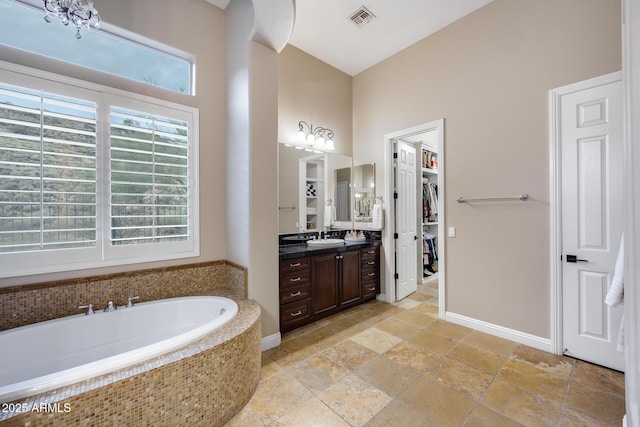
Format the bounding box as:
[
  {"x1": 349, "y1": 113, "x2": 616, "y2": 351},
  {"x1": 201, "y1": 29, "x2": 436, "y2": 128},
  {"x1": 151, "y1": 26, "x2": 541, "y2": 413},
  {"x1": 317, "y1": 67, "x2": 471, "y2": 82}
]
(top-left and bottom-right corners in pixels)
[
  {"x1": 104, "y1": 300, "x2": 117, "y2": 312},
  {"x1": 318, "y1": 227, "x2": 326, "y2": 240}
]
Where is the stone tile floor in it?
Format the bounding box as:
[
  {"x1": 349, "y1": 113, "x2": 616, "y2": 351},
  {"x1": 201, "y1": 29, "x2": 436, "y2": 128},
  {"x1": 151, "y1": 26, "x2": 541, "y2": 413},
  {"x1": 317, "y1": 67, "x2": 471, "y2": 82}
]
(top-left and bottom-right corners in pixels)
[{"x1": 226, "y1": 281, "x2": 626, "y2": 426}]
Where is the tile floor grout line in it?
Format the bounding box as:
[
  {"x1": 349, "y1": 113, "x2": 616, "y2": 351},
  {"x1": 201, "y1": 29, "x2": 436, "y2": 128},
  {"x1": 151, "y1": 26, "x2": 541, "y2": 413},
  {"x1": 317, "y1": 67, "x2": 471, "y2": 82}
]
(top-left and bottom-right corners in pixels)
[{"x1": 233, "y1": 292, "x2": 625, "y2": 427}]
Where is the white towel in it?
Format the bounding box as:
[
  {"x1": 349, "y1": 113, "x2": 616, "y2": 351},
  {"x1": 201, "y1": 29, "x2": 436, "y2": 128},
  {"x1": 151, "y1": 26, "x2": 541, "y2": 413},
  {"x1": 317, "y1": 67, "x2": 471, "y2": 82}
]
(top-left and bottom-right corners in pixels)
[
  {"x1": 369, "y1": 203, "x2": 383, "y2": 230},
  {"x1": 324, "y1": 205, "x2": 335, "y2": 227},
  {"x1": 606, "y1": 235, "x2": 624, "y2": 306},
  {"x1": 605, "y1": 235, "x2": 624, "y2": 352}
]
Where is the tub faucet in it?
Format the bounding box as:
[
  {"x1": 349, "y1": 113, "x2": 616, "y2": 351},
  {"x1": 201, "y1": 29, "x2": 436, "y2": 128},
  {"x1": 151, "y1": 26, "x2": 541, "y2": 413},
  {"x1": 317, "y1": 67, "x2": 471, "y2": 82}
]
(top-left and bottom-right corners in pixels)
[
  {"x1": 103, "y1": 300, "x2": 117, "y2": 312},
  {"x1": 126, "y1": 296, "x2": 140, "y2": 308},
  {"x1": 77, "y1": 303, "x2": 95, "y2": 315}
]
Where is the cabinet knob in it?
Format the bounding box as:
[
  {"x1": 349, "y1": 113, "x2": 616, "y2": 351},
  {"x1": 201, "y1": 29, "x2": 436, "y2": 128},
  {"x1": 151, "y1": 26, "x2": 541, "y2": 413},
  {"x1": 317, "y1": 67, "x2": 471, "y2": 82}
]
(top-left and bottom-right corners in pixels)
[
  {"x1": 367, "y1": 250, "x2": 375, "y2": 254},
  {"x1": 367, "y1": 261, "x2": 375, "y2": 265},
  {"x1": 289, "y1": 277, "x2": 301, "y2": 282},
  {"x1": 290, "y1": 291, "x2": 301, "y2": 297},
  {"x1": 291, "y1": 311, "x2": 302, "y2": 317},
  {"x1": 368, "y1": 287, "x2": 376, "y2": 291},
  {"x1": 289, "y1": 262, "x2": 301, "y2": 267},
  {"x1": 368, "y1": 272, "x2": 376, "y2": 277}
]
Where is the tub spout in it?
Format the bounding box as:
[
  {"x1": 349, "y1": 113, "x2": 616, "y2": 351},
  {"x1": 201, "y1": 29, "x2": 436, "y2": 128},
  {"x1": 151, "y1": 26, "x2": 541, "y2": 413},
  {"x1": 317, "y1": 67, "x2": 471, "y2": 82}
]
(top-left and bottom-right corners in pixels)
[
  {"x1": 104, "y1": 300, "x2": 117, "y2": 312},
  {"x1": 78, "y1": 303, "x2": 95, "y2": 315},
  {"x1": 126, "y1": 296, "x2": 140, "y2": 308}
]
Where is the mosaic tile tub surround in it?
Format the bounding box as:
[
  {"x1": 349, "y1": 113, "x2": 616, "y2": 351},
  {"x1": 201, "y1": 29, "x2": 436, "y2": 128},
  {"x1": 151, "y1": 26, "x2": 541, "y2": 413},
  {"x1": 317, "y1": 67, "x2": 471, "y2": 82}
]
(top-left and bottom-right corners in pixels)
[
  {"x1": 0, "y1": 260, "x2": 247, "y2": 331},
  {"x1": 0, "y1": 261, "x2": 262, "y2": 426}
]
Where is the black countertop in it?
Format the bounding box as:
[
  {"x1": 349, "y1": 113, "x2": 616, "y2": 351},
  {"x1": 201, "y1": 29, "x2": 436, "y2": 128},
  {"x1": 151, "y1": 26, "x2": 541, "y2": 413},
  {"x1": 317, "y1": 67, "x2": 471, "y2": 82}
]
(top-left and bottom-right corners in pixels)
[{"x1": 278, "y1": 240, "x2": 381, "y2": 260}]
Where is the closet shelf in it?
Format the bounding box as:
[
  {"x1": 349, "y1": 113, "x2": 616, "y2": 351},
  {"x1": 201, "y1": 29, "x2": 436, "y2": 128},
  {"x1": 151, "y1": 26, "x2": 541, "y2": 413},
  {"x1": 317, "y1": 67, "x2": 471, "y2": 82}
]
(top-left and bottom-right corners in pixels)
[
  {"x1": 422, "y1": 167, "x2": 439, "y2": 175},
  {"x1": 423, "y1": 221, "x2": 439, "y2": 226}
]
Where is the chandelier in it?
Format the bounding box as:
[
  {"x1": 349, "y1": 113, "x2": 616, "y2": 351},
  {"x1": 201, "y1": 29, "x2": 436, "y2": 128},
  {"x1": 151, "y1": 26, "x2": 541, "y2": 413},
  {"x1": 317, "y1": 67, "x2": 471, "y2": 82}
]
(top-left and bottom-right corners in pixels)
[
  {"x1": 295, "y1": 121, "x2": 335, "y2": 151},
  {"x1": 43, "y1": 0, "x2": 101, "y2": 39}
]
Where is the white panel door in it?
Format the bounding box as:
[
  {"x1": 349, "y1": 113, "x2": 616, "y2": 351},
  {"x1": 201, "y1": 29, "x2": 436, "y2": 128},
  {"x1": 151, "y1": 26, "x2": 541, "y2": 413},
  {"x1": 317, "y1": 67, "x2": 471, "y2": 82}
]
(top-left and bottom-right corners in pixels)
[
  {"x1": 561, "y1": 78, "x2": 624, "y2": 371},
  {"x1": 396, "y1": 140, "x2": 418, "y2": 300}
]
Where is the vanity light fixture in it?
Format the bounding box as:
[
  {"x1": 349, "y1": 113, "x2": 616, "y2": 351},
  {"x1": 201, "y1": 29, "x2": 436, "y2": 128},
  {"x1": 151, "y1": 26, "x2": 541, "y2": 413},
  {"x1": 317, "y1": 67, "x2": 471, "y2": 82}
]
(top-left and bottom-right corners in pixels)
[
  {"x1": 296, "y1": 121, "x2": 335, "y2": 152},
  {"x1": 43, "y1": 0, "x2": 101, "y2": 39}
]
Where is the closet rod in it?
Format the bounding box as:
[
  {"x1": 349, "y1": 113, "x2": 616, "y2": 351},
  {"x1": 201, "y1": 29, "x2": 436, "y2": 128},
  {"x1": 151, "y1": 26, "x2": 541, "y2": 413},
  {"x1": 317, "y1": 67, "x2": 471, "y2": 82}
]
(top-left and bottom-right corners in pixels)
[{"x1": 456, "y1": 194, "x2": 529, "y2": 203}]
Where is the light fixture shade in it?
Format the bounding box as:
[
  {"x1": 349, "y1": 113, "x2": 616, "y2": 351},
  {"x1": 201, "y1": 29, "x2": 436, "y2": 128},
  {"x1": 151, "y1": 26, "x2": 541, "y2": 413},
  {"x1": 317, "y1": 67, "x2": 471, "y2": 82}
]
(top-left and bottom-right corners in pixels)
[{"x1": 295, "y1": 121, "x2": 335, "y2": 152}]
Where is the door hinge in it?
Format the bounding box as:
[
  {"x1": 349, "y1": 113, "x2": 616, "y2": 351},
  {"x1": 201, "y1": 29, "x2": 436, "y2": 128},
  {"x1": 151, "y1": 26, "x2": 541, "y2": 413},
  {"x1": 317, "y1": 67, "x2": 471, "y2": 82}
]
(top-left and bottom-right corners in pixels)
[
  {"x1": 393, "y1": 152, "x2": 398, "y2": 159},
  {"x1": 394, "y1": 233, "x2": 398, "y2": 239},
  {"x1": 394, "y1": 273, "x2": 399, "y2": 279},
  {"x1": 394, "y1": 192, "x2": 398, "y2": 199}
]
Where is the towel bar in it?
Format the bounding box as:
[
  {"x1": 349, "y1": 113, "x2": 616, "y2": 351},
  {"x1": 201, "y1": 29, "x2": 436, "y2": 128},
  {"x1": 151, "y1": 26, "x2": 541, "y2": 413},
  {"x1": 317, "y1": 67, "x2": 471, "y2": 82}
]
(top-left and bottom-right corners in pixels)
[
  {"x1": 456, "y1": 194, "x2": 528, "y2": 203},
  {"x1": 278, "y1": 206, "x2": 296, "y2": 210}
]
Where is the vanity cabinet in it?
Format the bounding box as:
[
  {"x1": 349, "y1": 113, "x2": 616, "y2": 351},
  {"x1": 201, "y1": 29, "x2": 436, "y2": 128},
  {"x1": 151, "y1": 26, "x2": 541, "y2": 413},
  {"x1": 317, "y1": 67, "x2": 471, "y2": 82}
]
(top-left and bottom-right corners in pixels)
[
  {"x1": 279, "y1": 256, "x2": 312, "y2": 331},
  {"x1": 279, "y1": 244, "x2": 380, "y2": 333},
  {"x1": 361, "y1": 246, "x2": 380, "y2": 298},
  {"x1": 339, "y1": 251, "x2": 361, "y2": 305},
  {"x1": 310, "y1": 250, "x2": 361, "y2": 316}
]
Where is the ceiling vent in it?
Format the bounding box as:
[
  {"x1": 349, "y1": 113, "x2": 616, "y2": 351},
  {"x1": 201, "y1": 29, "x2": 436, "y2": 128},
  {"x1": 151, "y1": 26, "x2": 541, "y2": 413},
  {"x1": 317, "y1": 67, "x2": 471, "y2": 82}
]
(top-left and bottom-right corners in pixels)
[{"x1": 349, "y1": 6, "x2": 376, "y2": 28}]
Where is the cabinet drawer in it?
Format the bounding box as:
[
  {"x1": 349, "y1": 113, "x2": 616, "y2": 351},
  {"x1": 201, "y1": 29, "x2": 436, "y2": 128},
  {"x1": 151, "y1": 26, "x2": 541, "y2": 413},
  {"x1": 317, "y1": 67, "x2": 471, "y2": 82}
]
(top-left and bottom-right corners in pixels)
[
  {"x1": 362, "y1": 280, "x2": 378, "y2": 298},
  {"x1": 280, "y1": 257, "x2": 310, "y2": 274},
  {"x1": 280, "y1": 299, "x2": 311, "y2": 326},
  {"x1": 362, "y1": 258, "x2": 378, "y2": 268},
  {"x1": 361, "y1": 268, "x2": 378, "y2": 282},
  {"x1": 281, "y1": 270, "x2": 310, "y2": 289},
  {"x1": 361, "y1": 247, "x2": 379, "y2": 261},
  {"x1": 280, "y1": 283, "x2": 311, "y2": 305}
]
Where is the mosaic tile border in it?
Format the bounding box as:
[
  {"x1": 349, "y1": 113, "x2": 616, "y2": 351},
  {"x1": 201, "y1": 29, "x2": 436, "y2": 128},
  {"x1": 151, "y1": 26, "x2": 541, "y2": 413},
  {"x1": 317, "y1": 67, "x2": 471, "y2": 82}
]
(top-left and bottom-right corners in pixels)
[{"x1": 0, "y1": 260, "x2": 248, "y2": 332}]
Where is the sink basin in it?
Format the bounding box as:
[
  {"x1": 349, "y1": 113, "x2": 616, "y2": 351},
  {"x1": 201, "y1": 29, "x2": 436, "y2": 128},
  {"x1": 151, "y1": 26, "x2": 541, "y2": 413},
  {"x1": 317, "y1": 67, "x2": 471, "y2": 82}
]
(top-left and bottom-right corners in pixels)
[{"x1": 306, "y1": 238, "x2": 344, "y2": 247}]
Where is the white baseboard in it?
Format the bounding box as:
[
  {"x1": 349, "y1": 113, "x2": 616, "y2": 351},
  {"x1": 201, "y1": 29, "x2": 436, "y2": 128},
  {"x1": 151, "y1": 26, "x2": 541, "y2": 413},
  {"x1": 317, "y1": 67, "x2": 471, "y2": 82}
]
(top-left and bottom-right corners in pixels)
[
  {"x1": 261, "y1": 332, "x2": 281, "y2": 351},
  {"x1": 445, "y1": 311, "x2": 552, "y2": 353},
  {"x1": 376, "y1": 293, "x2": 392, "y2": 304}
]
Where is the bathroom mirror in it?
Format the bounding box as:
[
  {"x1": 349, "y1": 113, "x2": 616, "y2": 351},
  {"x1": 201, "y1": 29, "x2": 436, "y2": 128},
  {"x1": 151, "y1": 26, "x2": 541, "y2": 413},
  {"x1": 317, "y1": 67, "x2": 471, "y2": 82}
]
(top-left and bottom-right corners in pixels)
[
  {"x1": 327, "y1": 154, "x2": 352, "y2": 227},
  {"x1": 278, "y1": 145, "x2": 352, "y2": 233},
  {"x1": 353, "y1": 163, "x2": 375, "y2": 222}
]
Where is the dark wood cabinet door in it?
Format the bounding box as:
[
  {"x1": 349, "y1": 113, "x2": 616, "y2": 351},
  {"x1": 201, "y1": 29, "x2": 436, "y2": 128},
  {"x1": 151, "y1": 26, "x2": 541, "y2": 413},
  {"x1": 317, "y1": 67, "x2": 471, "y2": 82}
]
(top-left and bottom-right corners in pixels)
[
  {"x1": 340, "y1": 250, "x2": 361, "y2": 304},
  {"x1": 310, "y1": 252, "x2": 338, "y2": 315}
]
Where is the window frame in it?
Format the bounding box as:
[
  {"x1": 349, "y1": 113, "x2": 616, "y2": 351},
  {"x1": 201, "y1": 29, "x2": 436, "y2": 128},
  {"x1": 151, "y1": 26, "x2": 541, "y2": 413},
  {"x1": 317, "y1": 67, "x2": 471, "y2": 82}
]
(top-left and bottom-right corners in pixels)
[
  {"x1": 0, "y1": 61, "x2": 200, "y2": 278},
  {"x1": 1, "y1": 0, "x2": 196, "y2": 95}
]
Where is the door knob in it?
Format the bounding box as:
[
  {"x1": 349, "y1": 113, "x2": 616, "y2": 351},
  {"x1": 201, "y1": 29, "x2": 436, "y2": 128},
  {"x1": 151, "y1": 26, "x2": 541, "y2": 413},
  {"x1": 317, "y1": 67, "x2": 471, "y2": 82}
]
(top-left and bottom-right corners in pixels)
[{"x1": 566, "y1": 254, "x2": 588, "y2": 263}]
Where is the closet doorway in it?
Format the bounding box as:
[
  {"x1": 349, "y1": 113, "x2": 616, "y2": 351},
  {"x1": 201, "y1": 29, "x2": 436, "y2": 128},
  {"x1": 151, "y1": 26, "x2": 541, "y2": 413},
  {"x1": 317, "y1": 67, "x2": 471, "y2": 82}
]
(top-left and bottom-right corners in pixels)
[{"x1": 383, "y1": 119, "x2": 445, "y2": 318}]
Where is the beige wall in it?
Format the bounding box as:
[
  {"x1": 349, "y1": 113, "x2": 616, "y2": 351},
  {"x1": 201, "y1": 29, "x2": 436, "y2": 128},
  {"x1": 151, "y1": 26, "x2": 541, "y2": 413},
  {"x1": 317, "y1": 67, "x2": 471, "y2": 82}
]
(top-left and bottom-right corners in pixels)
[
  {"x1": 0, "y1": 0, "x2": 227, "y2": 287},
  {"x1": 278, "y1": 45, "x2": 352, "y2": 157},
  {"x1": 353, "y1": 0, "x2": 621, "y2": 338}
]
